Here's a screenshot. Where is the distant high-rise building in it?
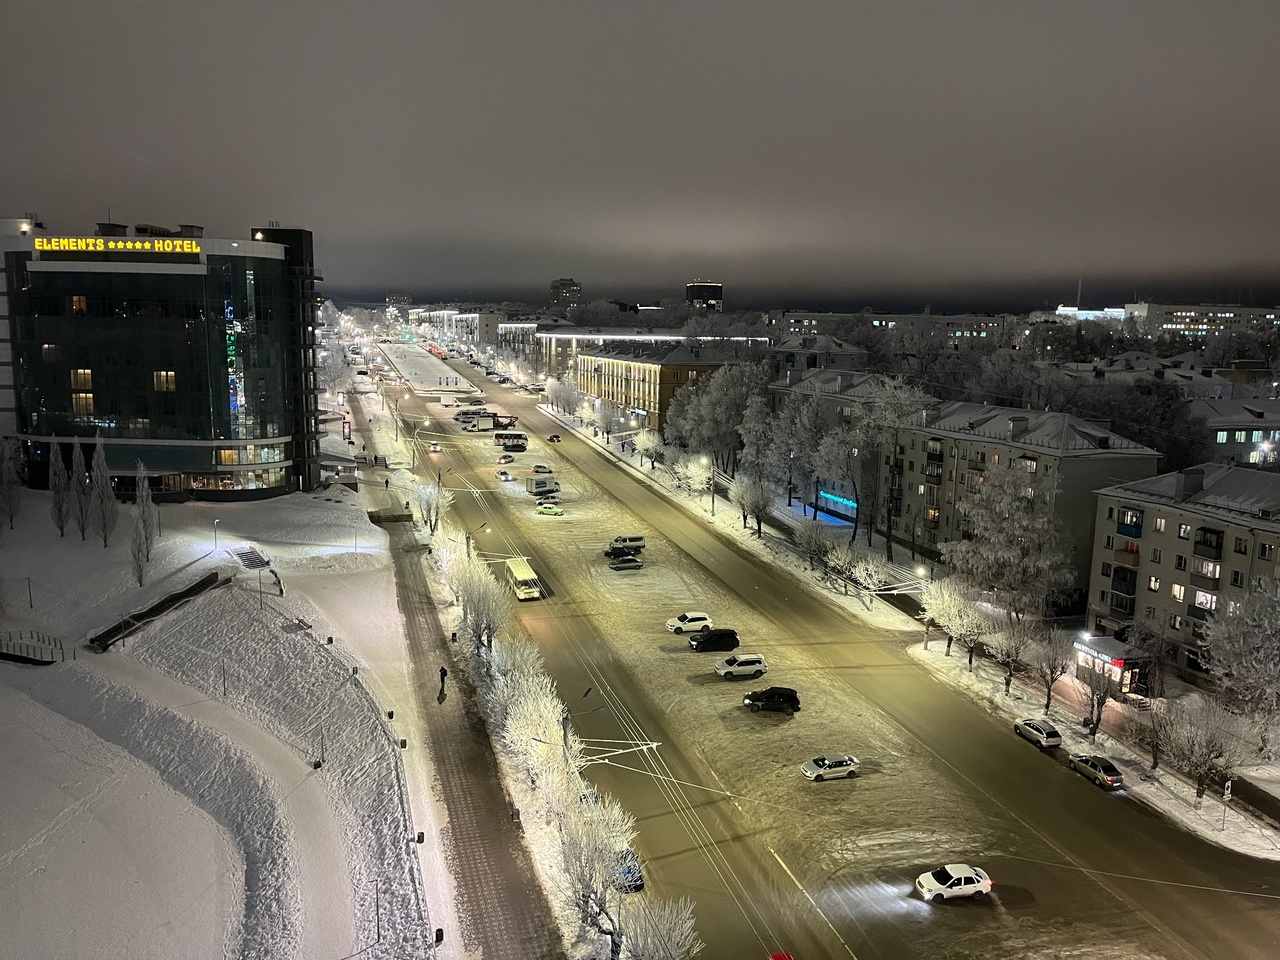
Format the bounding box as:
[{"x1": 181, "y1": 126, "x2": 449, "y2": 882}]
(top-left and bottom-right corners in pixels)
[
  {"x1": 550, "y1": 278, "x2": 582, "y2": 312},
  {"x1": 686, "y1": 279, "x2": 723, "y2": 313}
]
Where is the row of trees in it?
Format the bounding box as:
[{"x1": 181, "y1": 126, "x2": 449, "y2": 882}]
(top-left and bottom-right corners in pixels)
[{"x1": 433, "y1": 536, "x2": 702, "y2": 958}]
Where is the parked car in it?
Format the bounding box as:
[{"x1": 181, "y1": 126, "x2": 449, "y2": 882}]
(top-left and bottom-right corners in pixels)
[
  {"x1": 503, "y1": 443, "x2": 527, "y2": 452},
  {"x1": 743, "y1": 687, "x2": 800, "y2": 715},
  {"x1": 1013, "y1": 718, "x2": 1062, "y2": 749},
  {"x1": 497, "y1": 376, "x2": 510, "y2": 384},
  {"x1": 497, "y1": 454, "x2": 515, "y2": 464},
  {"x1": 915, "y1": 864, "x2": 993, "y2": 903},
  {"x1": 466, "y1": 398, "x2": 486, "y2": 405},
  {"x1": 529, "y1": 464, "x2": 553, "y2": 474},
  {"x1": 714, "y1": 653, "x2": 767, "y2": 679},
  {"x1": 534, "y1": 504, "x2": 565, "y2": 516},
  {"x1": 535, "y1": 494, "x2": 562, "y2": 506},
  {"x1": 603, "y1": 545, "x2": 641, "y2": 560},
  {"x1": 609, "y1": 556, "x2": 645, "y2": 571},
  {"x1": 666, "y1": 611, "x2": 712, "y2": 634},
  {"x1": 1068, "y1": 754, "x2": 1125, "y2": 789},
  {"x1": 800, "y1": 753, "x2": 860, "y2": 781},
  {"x1": 548, "y1": 434, "x2": 562, "y2": 442},
  {"x1": 495, "y1": 470, "x2": 514, "y2": 481},
  {"x1": 689, "y1": 629, "x2": 739, "y2": 653},
  {"x1": 612, "y1": 849, "x2": 644, "y2": 893}
]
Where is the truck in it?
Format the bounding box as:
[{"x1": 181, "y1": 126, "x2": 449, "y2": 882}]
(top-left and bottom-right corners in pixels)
[
  {"x1": 463, "y1": 416, "x2": 495, "y2": 432},
  {"x1": 505, "y1": 557, "x2": 543, "y2": 601},
  {"x1": 526, "y1": 474, "x2": 559, "y2": 496}
]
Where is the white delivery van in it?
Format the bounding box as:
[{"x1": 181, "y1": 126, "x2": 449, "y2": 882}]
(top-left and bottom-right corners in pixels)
[{"x1": 505, "y1": 557, "x2": 543, "y2": 601}]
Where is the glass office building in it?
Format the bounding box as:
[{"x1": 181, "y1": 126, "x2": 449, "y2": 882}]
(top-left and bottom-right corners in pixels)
[{"x1": 3, "y1": 221, "x2": 321, "y2": 499}]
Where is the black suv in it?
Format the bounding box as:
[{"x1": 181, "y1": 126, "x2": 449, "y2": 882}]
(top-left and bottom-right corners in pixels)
[
  {"x1": 743, "y1": 687, "x2": 800, "y2": 715},
  {"x1": 603, "y1": 545, "x2": 641, "y2": 559},
  {"x1": 688, "y1": 629, "x2": 739, "y2": 653}
]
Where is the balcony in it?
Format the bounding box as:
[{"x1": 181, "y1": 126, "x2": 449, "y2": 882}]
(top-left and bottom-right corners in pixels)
[
  {"x1": 1109, "y1": 571, "x2": 1137, "y2": 597},
  {"x1": 1113, "y1": 549, "x2": 1140, "y2": 568},
  {"x1": 1109, "y1": 595, "x2": 1136, "y2": 618},
  {"x1": 968, "y1": 457, "x2": 986, "y2": 471},
  {"x1": 1186, "y1": 604, "x2": 1212, "y2": 622},
  {"x1": 1193, "y1": 529, "x2": 1224, "y2": 560},
  {"x1": 1116, "y1": 520, "x2": 1143, "y2": 539},
  {"x1": 1190, "y1": 571, "x2": 1221, "y2": 591},
  {"x1": 926, "y1": 446, "x2": 944, "y2": 463}
]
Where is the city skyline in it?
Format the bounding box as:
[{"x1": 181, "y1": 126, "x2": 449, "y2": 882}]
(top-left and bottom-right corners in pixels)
[{"x1": 5, "y1": 2, "x2": 1280, "y2": 313}]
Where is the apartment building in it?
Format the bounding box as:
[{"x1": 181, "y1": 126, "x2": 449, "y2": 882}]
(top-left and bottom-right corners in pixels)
[
  {"x1": 1088, "y1": 464, "x2": 1280, "y2": 681},
  {"x1": 882, "y1": 403, "x2": 1160, "y2": 596},
  {"x1": 575, "y1": 343, "x2": 731, "y2": 431}
]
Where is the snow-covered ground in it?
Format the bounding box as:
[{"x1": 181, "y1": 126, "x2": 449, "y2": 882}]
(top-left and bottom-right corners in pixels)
[{"x1": 0, "y1": 481, "x2": 448, "y2": 960}]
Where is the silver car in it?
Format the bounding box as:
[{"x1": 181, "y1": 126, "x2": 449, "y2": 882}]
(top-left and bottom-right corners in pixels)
[
  {"x1": 800, "y1": 753, "x2": 861, "y2": 781},
  {"x1": 714, "y1": 653, "x2": 767, "y2": 679},
  {"x1": 1013, "y1": 718, "x2": 1062, "y2": 749}
]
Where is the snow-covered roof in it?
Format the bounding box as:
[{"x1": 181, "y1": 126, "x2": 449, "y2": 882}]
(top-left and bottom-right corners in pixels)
[
  {"x1": 1099, "y1": 463, "x2": 1280, "y2": 526},
  {"x1": 576, "y1": 341, "x2": 734, "y2": 366},
  {"x1": 1188, "y1": 398, "x2": 1280, "y2": 426},
  {"x1": 920, "y1": 401, "x2": 1158, "y2": 458}
]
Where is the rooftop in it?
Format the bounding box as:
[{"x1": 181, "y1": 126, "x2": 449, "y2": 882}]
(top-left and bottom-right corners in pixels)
[{"x1": 921, "y1": 401, "x2": 1159, "y2": 458}]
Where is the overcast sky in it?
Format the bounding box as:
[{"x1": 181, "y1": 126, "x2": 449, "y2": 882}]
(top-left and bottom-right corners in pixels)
[{"x1": 5, "y1": 1, "x2": 1279, "y2": 312}]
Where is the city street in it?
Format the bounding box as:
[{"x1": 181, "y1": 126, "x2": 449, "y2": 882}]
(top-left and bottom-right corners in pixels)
[{"x1": 389, "y1": 341, "x2": 1280, "y2": 960}]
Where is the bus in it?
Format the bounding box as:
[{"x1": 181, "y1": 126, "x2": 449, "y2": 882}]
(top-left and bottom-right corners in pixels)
[
  {"x1": 505, "y1": 557, "x2": 543, "y2": 601},
  {"x1": 494, "y1": 431, "x2": 528, "y2": 447}
]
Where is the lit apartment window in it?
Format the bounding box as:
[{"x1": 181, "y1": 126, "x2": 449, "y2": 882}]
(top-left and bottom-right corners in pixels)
[
  {"x1": 72, "y1": 295, "x2": 87, "y2": 314},
  {"x1": 72, "y1": 392, "x2": 94, "y2": 414},
  {"x1": 1194, "y1": 591, "x2": 1217, "y2": 612},
  {"x1": 1216, "y1": 430, "x2": 1228, "y2": 443},
  {"x1": 1154, "y1": 517, "x2": 1165, "y2": 533},
  {"x1": 70, "y1": 368, "x2": 92, "y2": 390},
  {"x1": 1171, "y1": 583, "x2": 1185, "y2": 602},
  {"x1": 217, "y1": 449, "x2": 239, "y2": 465},
  {"x1": 1262, "y1": 543, "x2": 1277, "y2": 561},
  {"x1": 42, "y1": 344, "x2": 57, "y2": 362},
  {"x1": 1147, "y1": 576, "x2": 1161, "y2": 591},
  {"x1": 154, "y1": 371, "x2": 177, "y2": 392},
  {"x1": 1169, "y1": 614, "x2": 1183, "y2": 631},
  {"x1": 1177, "y1": 523, "x2": 1191, "y2": 540}
]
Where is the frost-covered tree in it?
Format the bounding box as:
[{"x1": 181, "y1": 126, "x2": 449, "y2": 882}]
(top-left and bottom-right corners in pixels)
[
  {"x1": 1077, "y1": 666, "x2": 1123, "y2": 742},
  {"x1": 814, "y1": 426, "x2": 865, "y2": 542},
  {"x1": 135, "y1": 461, "x2": 158, "y2": 561},
  {"x1": 940, "y1": 462, "x2": 1074, "y2": 624},
  {"x1": 1162, "y1": 696, "x2": 1254, "y2": 805},
  {"x1": 556, "y1": 791, "x2": 637, "y2": 959},
  {"x1": 618, "y1": 896, "x2": 703, "y2": 960},
  {"x1": 736, "y1": 394, "x2": 781, "y2": 483},
  {"x1": 1028, "y1": 627, "x2": 1076, "y2": 713},
  {"x1": 921, "y1": 577, "x2": 997, "y2": 669},
  {"x1": 662, "y1": 362, "x2": 769, "y2": 473},
  {"x1": 986, "y1": 621, "x2": 1036, "y2": 697},
  {"x1": 793, "y1": 521, "x2": 834, "y2": 571},
  {"x1": 774, "y1": 396, "x2": 834, "y2": 518},
  {"x1": 634, "y1": 429, "x2": 663, "y2": 470},
  {"x1": 728, "y1": 472, "x2": 771, "y2": 537},
  {"x1": 679, "y1": 456, "x2": 712, "y2": 502},
  {"x1": 48, "y1": 439, "x2": 71, "y2": 537},
  {"x1": 459, "y1": 563, "x2": 511, "y2": 660},
  {"x1": 849, "y1": 548, "x2": 891, "y2": 593},
  {"x1": 70, "y1": 440, "x2": 91, "y2": 541},
  {"x1": 89, "y1": 437, "x2": 119, "y2": 548},
  {"x1": 0, "y1": 438, "x2": 21, "y2": 530},
  {"x1": 130, "y1": 508, "x2": 148, "y2": 586},
  {"x1": 1200, "y1": 577, "x2": 1280, "y2": 756}
]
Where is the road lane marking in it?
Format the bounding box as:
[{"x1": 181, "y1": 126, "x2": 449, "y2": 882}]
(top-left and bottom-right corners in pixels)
[{"x1": 769, "y1": 847, "x2": 858, "y2": 958}]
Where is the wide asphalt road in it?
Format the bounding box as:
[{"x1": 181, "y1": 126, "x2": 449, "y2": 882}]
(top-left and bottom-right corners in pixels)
[{"x1": 403, "y1": 348, "x2": 1280, "y2": 960}]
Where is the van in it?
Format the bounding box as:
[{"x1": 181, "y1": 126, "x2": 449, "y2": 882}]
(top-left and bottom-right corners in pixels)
[{"x1": 608, "y1": 535, "x2": 646, "y2": 552}]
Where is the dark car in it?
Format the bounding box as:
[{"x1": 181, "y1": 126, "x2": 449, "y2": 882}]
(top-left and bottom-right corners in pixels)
[
  {"x1": 548, "y1": 434, "x2": 562, "y2": 442},
  {"x1": 743, "y1": 687, "x2": 801, "y2": 715},
  {"x1": 503, "y1": 443, "x2": 527, "y2": 452},
  {"x1": 465, "y1": 398, "x2": 486, "y2": 405},
  {"x1": 689, "y1": 629, "x2": 739, "y2": 653},
  {"x1": 603, "y1": 545, "x2": 641, "y2": 559}
]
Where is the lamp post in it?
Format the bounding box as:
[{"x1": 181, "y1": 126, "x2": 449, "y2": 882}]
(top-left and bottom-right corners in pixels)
[
  {"x1": 465, "y1": 521, "x2": 490, "y2": 558},
  {"x1": 213, "y1": 518, "x2": 220, "y2": 550},
  {"x1": 24, "y1": 577, "x2": 32, "y2": 609},
  {"x1": 787, "y1": 451, "x2": 796, "y2": 506}
]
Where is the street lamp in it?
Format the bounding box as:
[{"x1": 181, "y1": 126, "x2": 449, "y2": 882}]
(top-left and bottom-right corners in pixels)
[
  {"x1": 213, "y1": 518, "x2": 220, "y2": 549},
  {"x1": 701, "y1": 456, "x2": 715, "y2": 516},
  {"x1": 465, "y1": 521, "x2": 490, "y2": 558}
]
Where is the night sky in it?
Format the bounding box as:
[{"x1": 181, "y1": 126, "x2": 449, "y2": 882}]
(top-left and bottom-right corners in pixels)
[{"x1": 5, "y1": 2, "x2": 1279, "y2": 312}]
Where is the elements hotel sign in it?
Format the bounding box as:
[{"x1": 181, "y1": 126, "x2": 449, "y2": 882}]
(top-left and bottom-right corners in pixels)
[{"x1": 35, "y1": 236, "x2": 203, "y2": 254}]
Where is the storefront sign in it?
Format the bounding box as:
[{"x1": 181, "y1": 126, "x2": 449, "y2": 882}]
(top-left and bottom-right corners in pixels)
[{"x1": 35, "y1": 236, "x2": 202, "y2": 254}]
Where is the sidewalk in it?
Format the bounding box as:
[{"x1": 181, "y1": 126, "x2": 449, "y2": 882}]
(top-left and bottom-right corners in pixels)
[{"x1": 348, "y1": 394, "x2": 566, "y2": 960}]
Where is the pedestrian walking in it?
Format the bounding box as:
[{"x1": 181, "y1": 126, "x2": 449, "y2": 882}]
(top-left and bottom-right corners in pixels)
[
  {"x1": 439, "y1": 666, "x2": 448, "y2": 688},
  {"x1": 384, "y1": 478, "x2": 390, "y2": 490}
]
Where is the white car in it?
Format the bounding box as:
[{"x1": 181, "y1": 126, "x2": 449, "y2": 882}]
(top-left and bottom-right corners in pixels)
[
  {"x1": 666, "y1": 612, "x2": 713, "y2": 634},
  {"x1": 915, "y1": 864, "x2": 993, "y2": 903},
  {"x1": 535, "y1": 495, "x2": 562, "y2": 506},
  {"x1": 1013, "y1": 718, "x2": 1062, "y2": 749},
  {"x1": 495, "y1": 469, "x2": 514, "y2": 481},
  {"x1": 800, "y1": 753, "x2": 861, "y2": 781},
  {"x1": 714, "y1": 653, "x2": 767, "y2": 679},
  {"x1": 529, "y1": 464, "x2": 554, "y2": 474}
]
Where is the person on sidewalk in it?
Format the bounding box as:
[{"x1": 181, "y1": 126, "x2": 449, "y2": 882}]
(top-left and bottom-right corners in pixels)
[{"x1": 439, "y1": 666, "x2": 448, "y2": 691}]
